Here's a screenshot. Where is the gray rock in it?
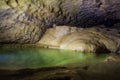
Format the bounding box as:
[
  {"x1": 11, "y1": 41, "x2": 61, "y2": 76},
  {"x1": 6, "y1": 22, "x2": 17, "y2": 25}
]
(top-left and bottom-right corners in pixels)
[{"x1": 0, "y1": 0, "x2": 120, "y2": 43}]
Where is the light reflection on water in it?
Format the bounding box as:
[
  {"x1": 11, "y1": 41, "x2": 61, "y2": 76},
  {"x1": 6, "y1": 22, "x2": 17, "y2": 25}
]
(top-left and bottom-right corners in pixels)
[{"x1": 0, "y1": 46, "x2": 107, "y2": 70}]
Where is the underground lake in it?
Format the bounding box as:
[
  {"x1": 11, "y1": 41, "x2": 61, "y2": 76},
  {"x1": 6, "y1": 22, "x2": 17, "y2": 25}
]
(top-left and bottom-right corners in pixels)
[
  {"x1": 0, "y1": 46, "x2": 108, "y2": 70},
  {"x1": 0, "y1": 46, "x2": 106, "y2": 69},
  {"x1": 1, "y1": 46, "x2": 120, "y2": 80}
]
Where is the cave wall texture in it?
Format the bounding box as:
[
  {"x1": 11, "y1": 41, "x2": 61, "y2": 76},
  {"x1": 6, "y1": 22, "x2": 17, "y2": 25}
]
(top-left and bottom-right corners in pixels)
[{"x1": 0, "y1": 0, "x2": 120, "y2": 43}]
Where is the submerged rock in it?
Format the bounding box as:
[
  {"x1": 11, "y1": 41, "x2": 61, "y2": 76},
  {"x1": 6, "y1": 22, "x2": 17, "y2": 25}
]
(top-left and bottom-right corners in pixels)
[{"x1": 37, "y1": 25, "x2": 120, "y2": 53}]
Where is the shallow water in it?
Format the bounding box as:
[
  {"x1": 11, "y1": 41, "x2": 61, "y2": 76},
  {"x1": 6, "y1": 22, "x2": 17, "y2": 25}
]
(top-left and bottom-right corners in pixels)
[{"x1": 0, "y1": 46, "x2": 107, "y2": 70}]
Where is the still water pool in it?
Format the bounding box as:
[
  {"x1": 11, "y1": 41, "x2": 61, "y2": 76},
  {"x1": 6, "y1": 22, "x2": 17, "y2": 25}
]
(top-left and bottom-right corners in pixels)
[{"x1": 0, "y1": 46, "x2": 107, "y2": 70}]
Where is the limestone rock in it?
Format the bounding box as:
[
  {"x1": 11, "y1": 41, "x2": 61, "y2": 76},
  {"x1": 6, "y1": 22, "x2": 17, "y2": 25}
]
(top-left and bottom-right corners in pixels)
[
  {"x1": 0, "y1": 0, "x2": 120, "y2": 43},
  {"x1": 37, "y1": 26, "x2": 120, "y2": 53}
]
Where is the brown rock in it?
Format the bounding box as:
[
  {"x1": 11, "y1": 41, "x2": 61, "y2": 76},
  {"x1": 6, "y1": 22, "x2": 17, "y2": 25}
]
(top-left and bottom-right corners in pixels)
[{"x1": 0, "y1": 0, "x2": 120, "y2": 43}]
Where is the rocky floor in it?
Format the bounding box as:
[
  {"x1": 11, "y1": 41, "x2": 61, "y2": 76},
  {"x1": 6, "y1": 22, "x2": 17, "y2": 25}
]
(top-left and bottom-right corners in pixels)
[{"x1": 1, "y1": 59, "x2": 120, "y2": 80}]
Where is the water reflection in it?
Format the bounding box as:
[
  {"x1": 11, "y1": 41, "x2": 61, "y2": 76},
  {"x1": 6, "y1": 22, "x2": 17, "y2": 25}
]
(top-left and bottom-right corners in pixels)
[{"x1": 0, "y1": 46, "x2": 106, "y2": 70}]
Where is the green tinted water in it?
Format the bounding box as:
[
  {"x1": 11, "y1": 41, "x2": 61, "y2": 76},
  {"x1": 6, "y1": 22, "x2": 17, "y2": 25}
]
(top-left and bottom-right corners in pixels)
[{"x1": 0, "y1": 46, "x2": 107, "y2": 70}]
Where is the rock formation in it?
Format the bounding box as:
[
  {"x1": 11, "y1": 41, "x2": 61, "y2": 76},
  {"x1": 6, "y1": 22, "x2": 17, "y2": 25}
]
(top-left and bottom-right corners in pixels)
[
  {"x1": 37, "y1": 25, "x2": 120, "y2": 53},
  {"x1": 0, "y1": 0, "x2": 120, "y2": 43}
]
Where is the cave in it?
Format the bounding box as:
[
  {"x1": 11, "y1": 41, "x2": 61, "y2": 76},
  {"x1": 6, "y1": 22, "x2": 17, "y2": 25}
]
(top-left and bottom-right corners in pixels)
[{"x1": 0, "y1": 0, "x2": 120, "y2": 80}]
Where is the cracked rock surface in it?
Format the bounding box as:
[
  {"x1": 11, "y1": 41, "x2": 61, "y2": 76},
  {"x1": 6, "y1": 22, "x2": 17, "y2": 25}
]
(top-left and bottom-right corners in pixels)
[{"x1": 0, "y1": 0, "x2": 120, "y2": 43}]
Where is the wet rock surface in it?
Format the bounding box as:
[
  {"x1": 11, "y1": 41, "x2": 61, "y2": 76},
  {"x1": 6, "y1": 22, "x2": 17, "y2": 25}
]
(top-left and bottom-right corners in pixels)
[
  {"x1": 1, "y1": 61, "x2": 120, "y2": 80},
  {"x1": 37, "y1": 25, "x2": 120, "y2": 53},
  {"x1": 0, "y1": 0, "x2": 120, "y2": 43}
]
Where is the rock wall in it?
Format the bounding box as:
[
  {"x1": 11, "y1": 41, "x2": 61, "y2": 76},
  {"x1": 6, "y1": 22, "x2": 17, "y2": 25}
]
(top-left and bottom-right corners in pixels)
[
  {"x1": 0, "y1": 0, "x2": 120, "y2": 43},
  {"x1": 37, "y1": 25, "x2": 120, "y2": 53}
]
